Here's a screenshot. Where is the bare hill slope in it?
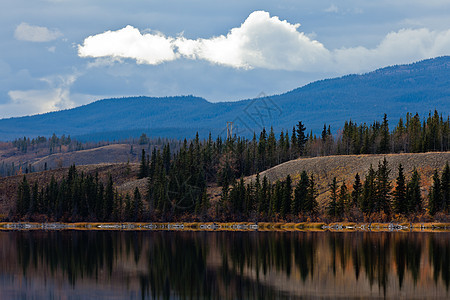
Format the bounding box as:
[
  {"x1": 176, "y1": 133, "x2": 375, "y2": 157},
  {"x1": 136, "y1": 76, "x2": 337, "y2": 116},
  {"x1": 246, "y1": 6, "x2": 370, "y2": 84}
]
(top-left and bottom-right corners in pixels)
[
  {"x1": 30, "y1": 144, "x2": 137, "y2": 170},
  {"x1": 0, "y1": 163, "x2": 141, "y2": 217},
  {"x1": 247, "y1": 152, "x2": 450, "y2": 205}
]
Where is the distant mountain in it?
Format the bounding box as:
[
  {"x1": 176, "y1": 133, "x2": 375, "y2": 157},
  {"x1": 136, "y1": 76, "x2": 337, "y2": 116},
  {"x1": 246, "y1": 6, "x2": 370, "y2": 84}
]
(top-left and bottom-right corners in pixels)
[{"x1": 1, "y1": 56, "x2": 449, "y2": 141}]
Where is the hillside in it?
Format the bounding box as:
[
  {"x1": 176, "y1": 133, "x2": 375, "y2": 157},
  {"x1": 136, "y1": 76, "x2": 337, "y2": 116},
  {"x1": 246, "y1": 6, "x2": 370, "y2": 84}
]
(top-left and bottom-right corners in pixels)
[
  {"x1": 246, "y1": 152, "x2": 450, "y2": 206},
  {"x1": 28, "y1": 144, "x2": 138, "y2": 170},
  {"x1": 1, "y1": 56, "x2": 449, "y2": 141},
  {"x1": 2, "y1": 152, "x2": 448, "y2": 219},
  {"x1": 0, "y1": 143, "x2": 142, "y2": 175},
  {"x1": 0, "y1": 163, "x2": 142, "y2": 218}
]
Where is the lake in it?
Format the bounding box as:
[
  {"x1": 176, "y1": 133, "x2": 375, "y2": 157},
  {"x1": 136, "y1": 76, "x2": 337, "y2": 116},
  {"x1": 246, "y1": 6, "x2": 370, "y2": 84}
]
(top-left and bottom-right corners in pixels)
[{"x1": 0, "y1": 230, "x2": 449, "y2": 299}]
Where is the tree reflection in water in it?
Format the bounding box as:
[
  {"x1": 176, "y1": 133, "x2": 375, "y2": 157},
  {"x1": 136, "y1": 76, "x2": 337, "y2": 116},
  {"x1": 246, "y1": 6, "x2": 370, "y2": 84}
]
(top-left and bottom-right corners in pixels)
[{"x1": 1, "y1": 230, "x2": 449, "y2": 299}]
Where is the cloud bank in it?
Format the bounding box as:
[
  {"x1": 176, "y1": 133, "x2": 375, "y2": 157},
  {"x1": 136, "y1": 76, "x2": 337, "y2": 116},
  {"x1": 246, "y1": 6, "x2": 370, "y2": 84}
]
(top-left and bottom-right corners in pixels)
[
  {"x1": 15, "y1": 22, "x2": 63, "y2": 42},
  {"x1": 79, "y1": 10, "x2": 450, "y2": 73},
  {"x1": 78, "y1": 26, "x2": 177, "y2": 64}
]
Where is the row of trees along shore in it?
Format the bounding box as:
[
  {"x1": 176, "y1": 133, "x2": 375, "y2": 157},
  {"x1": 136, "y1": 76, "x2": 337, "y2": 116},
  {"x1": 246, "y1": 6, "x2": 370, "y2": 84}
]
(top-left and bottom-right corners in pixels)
[
  {"x1": 11, "y1": 110, "x2": 450, "y2": 222},
  {"x1": 14, "y1": 159, "x2": 450, "y2": 223}
]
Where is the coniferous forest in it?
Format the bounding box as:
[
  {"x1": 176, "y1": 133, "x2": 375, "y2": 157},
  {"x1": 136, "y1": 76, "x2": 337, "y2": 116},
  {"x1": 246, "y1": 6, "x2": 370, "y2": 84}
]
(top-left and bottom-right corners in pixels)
[{"x1": 12, "y1": 110, "x2": 450, "y2": 222}]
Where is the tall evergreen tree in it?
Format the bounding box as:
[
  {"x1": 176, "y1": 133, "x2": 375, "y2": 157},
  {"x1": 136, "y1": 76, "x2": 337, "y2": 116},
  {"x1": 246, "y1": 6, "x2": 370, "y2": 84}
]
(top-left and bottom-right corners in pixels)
[
  {"x1": 338, "y1": 181, "x2": 349, "y2": 215},
  {"x1": 441, "y1": 162, "x2": 450, "y2": 213},
  {"x1": 375, "y1": 158, "x2": 391, "y2": 215},
  {"x1": 380, "y1": 114, "x2": 390, "y2": 153},
  {"x1": 392, "y1": 164, "x2": 407, "y2": 214},
  {"x1": 261, "y1": 175, "x2": 270, "y2": 215},
  {"x1": 293, "y1": 171, "x2": 309, "y2": 215},
  {"x1": 133, "y1": 187, "x2": 143, "y2": 221},
  {"x1": 305, "y1": 174, "x2": 318, "y2": 215},
  {"x1": 16, "y1": 176, "x2": 31, "y2": 217},
  {"x1": 104, "y1": 174, "x2": 114, "y2": 221},
  {"x1": 280, "y1": 175, "x2": 292, "y2": 218},
  {"x1": 296, "y1": 121, "x2": 307, "y2": 156},
  {"x1": 406, "y1": 169, "x2": 422, "y2": 214},
  {"x1": 291, "y1": 126, "x2": 297, "y2": 159},
  {"x1": 428, "y1": 169, "x2": 441, "y2": 216},
  {"x1": 361, "y1": 165, "x2": 376, "y2": 215},
  {"x1": 327, "y1": 177, "x2": 338, "y2": 217},
  {"x1": 351, "y1": 173, "x2": 362, "y2": 208},
  {"x1": 138, "y1": 149, "x2": 148, "y2": 178}
]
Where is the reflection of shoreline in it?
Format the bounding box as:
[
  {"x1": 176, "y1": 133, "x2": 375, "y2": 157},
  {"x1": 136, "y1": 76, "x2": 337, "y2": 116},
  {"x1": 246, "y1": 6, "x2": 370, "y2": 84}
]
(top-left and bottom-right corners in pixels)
[
  {"x1": 0, "y1": 231, "x2": 449, "y2": 299},
  {"x1": 1, "y1": 222, "x2": 450, "y2": 232}
]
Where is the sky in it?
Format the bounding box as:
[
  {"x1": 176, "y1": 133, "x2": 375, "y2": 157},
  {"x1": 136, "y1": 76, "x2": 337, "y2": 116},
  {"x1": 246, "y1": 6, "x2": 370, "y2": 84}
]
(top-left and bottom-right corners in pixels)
[{"x1": 1, "y1": 0, "x2": 450, "y2": 118}]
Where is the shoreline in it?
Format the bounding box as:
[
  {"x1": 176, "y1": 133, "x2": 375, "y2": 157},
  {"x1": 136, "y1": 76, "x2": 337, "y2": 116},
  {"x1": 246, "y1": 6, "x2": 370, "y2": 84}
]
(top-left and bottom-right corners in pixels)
[{"x1": 1, "y1": 222, "x2": 450, "y2": 232}]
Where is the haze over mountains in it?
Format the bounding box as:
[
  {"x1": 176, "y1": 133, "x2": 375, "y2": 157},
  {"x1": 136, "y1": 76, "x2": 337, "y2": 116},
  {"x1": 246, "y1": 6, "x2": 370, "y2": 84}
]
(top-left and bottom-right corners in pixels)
[{"x1": 1, "y1": 56, "x2": 449, "y2": 142}]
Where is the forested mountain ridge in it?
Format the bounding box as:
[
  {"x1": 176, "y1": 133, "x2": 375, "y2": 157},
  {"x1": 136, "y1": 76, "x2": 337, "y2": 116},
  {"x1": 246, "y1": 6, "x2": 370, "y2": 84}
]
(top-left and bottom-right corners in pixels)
[{"x1": 1, "y1": 56, "x2": 450, "y2": 141}]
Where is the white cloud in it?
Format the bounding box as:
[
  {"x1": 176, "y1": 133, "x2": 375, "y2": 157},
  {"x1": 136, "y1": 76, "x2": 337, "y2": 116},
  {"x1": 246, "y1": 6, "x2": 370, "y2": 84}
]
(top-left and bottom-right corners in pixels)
[
  {"x1": 14, "y1": 22, "x2": 62, "y2": 42},
  {"x1": 325, "y1": 4, "x2": 339, "y2": 13},
  {"x1": 6, "y1": 89, "x2": 72, "y2": 116},
  {"x1": 333, "y1": 28, "x2": 450, "y2": 73},
  {"x1": 78, "y1": 10, "x2": 450, "y2": 74},
  {"x1": 1, "y1": 74, "x2": 78, "y2": 118},
  {"x1": 78, "y1": 25, "x2": 177, "y2": 65},
  {"x1": 175, "y1": 11, "x2": 330, "y2": 70}
]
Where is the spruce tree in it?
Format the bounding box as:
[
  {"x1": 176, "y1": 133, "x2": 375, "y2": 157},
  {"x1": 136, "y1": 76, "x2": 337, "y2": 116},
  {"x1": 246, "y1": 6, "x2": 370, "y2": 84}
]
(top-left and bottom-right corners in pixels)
[
  {"x1": 293, "y1": 171, "x2": 309, "y2": 215},
  {"x1": 296, "y1": 121, "x2": 307, "y2": 156},
  {"x1": 327, "y1": 177, "x2": 338, "y2": 217},
  {"x1": 351, "y1": 173, "x2": 362, "y2": 208},
  {"x1": 259, "y1": 175, "x2": 269, "y2": 215},
  {"x1": 291, "y1": 126, "x2": 297, "y2": 159},
  {"x1": 133, "y1": 187, "x2": 143, "y2": 221},
  {"x1": 406, "y1": 169, "x2": 422, "y2": 214},
  {"x1": 271, "y1": 181, "x2": 283, "y2": 216},
  {"x1": 281, "y1": 175, "x2": 292, "y2": 218},
  {"x1": 124, "y1": 194, "x2": 133, "y2": 221},
  {"x1": 338, "y1": 181, "x2": 349, "y2": 216},
  {"x1": 17, "y1": 176, "x2": 31, "y2": 217},
  {"x1": 361, "y1": 165, "x2": 376, "y2": 215},
  {"x1": 441, "y1": 162, "x2": 450, "y2": 212},
  {"x1": 104, "y1": 174, "x2": 114, "y2": 221},
  {"x1": 305, "y1": 174, "x2": 318, "y2": 215},
  {"x1": 201, "y1": 188, "x2": 209, "y2": 216},
  {"x1": 375, "y1": 158, "x2": 391, "y2": 215},
  {"x1": 138, "y1": 149, "x2": 148, "y2": 178},
  {"x1": 267, "y1": 127, "x2": 277, "y2": 167},
  {"x1": 428, "y1": 169, "x2": 441, "y2": 216},
  {"x1": 30, "y1": 181, "x2": 38, "y2": 215},
  {"x1": 380, "y1": 114, "x2": 390, "y2": 153},
  {"x1": 321, "y1": 124, "x2": 327, "y2": 143},
  {"x1": 392, "y1": 164, "x2": 407, "y2": 214}
]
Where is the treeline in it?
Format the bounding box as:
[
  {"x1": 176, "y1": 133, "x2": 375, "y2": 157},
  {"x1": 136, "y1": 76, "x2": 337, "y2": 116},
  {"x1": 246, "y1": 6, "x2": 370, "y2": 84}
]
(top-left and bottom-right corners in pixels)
[
  {"x1": 334, "y1": 111, "x2": 450, "y2": 156},
  {"x1": 221, "y1": 172, "x2": 318, "y2": 221},
  {"x1": 15, "y1": 160, "x2": 449, "y2": 222},
  {"x1": 15, "y1": 165, "x2": 144, "y2": 222},
  {"x1": 13, "y1": 133, "x2": 78, "y2": 154},
  {"x1": 221, "y1": 160, "x2": 450, "y2": 222}
]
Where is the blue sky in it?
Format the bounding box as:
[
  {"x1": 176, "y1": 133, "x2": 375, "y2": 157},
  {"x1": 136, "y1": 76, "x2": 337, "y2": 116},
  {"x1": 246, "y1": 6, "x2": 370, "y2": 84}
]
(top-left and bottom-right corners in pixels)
[{"x1": 1, "y1": 0, "x2": 450, "y2": 118}]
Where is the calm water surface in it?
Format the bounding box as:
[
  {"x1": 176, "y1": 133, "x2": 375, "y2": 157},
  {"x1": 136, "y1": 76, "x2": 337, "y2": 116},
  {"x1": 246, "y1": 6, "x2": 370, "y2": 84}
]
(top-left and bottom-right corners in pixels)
[{"x1": 0, "y1": 230, "x2": 449, "y2": 299}]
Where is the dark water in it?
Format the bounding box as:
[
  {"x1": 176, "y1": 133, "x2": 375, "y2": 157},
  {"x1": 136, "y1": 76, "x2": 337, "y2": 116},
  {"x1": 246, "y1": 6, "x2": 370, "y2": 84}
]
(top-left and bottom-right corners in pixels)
[{"x1": 0, "y1": 230, "x2": 449, "y2": 299}]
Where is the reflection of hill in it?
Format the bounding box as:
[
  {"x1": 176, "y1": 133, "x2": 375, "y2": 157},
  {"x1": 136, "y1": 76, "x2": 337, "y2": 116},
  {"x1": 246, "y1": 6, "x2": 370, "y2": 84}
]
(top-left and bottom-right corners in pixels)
[{"x1": 0, "y1": 231, "x2": 449, "y2": 299}]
